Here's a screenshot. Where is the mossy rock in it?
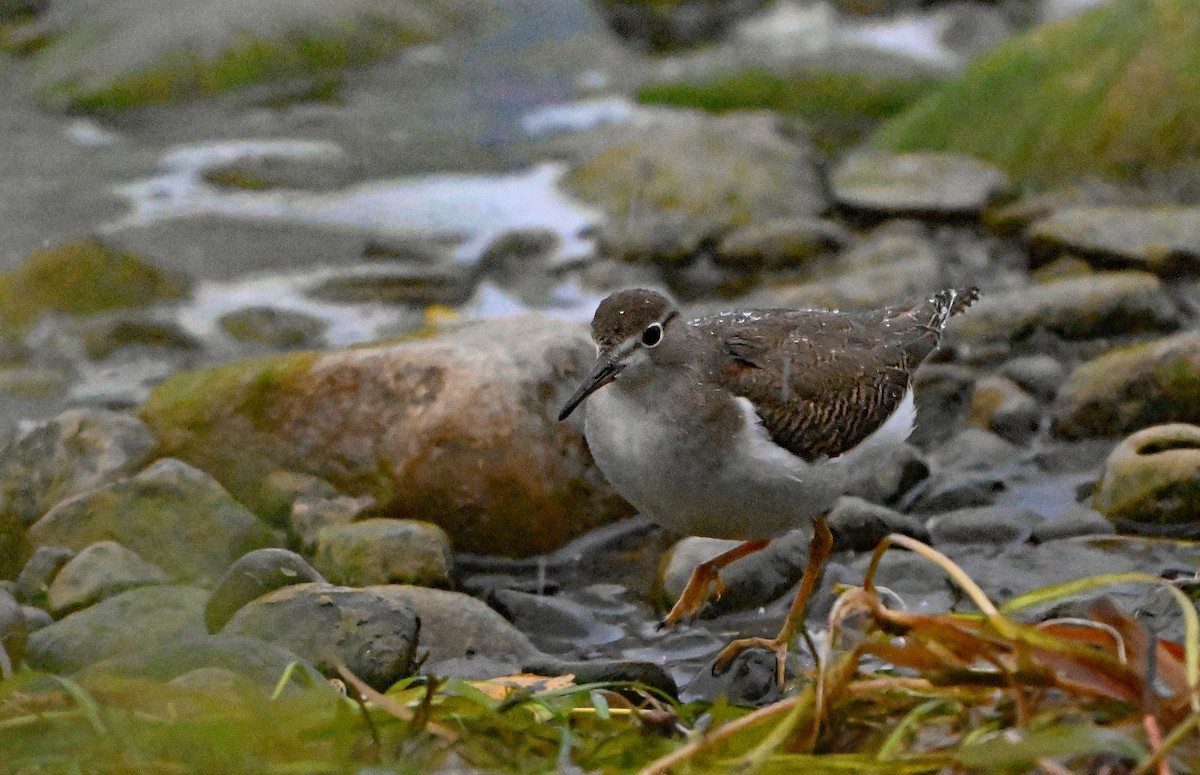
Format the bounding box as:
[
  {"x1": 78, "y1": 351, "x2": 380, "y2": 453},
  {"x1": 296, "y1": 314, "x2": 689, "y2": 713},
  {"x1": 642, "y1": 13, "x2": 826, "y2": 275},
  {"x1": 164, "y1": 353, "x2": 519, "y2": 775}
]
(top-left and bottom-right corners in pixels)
[
  {"x1": 1095, "y1": 423, "x2": 1200, "y2": 524},
  {"x1": 30, "y1": 0, "x2": 488, "y2": 111},
  {"x1": 872, "y1": 0, "x2": 1200, "y2": 184},
  {"x1": 638, "y1": 67, "x2": 940, "y2": 154},
  {"x1": 0, "y1": 239, "x2": 188, "y2": 334}
]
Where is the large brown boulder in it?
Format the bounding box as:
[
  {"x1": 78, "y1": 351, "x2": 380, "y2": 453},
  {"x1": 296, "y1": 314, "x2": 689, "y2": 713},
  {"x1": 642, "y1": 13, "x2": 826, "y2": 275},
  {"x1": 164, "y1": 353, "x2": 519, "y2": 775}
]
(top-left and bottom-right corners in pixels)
[{"x1": 139, "y1": 315, "x2": 629, "y2": 557}]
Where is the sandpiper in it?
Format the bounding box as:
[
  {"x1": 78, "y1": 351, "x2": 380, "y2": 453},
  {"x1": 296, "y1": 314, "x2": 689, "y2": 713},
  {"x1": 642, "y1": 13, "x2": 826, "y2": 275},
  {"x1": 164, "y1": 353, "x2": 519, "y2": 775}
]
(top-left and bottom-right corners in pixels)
[{"x1": 558, "y1": 287, "x2": 978, "y2": 681}]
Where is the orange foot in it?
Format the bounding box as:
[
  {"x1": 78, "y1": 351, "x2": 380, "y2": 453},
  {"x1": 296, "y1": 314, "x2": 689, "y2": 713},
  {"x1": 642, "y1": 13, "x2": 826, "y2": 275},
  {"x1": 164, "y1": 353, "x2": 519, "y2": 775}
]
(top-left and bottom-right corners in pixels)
[{"x1": 657, "y1": 539, "x2": 770, "y2": 630}]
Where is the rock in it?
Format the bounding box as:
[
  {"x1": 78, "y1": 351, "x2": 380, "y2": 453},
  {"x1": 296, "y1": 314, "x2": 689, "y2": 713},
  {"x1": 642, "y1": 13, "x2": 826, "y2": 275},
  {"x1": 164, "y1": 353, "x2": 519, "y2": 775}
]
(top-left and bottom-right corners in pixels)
[
  {"x1": 750, "y1": 220, "x2": 941, "y2": 311},
  {"x1": 29, "y1": 0, "x2": 492, "y2": 110},
  {"x1": 0, "y1": 239, "x2": 189, "y2": 333},
  {"x1": 1028, "y1": 206, "x2": 1200, "y2": 275},
  {"x1": 871, "y1": 0, "x2": 1200, "y2": 183},
  {"x1": 80, "y1": 314, "x2": 201, "y2": 360},
  {"x1": 26, "y1": 585, "x2": 209, "y2": 673},
  {"x1": 306, "y1": 263, "x2": 477, "y2": 306},
  {"x1": 487, "y1": 589, "x2": 624, "y2": 654},
  {"x1": 476, "y1": 229, "x2": 562, "y2": 302},
  {"x1": 830, "y1": 150, "x2": 1010, "y2": 217},
  {"x1": 0, "y1": 366, "x2": 70, "y2": 399},
  {"x1": 0, "y1": 0, "x2": 45, "y2": 22},
  {"x1": 1000, "y1": 355, "x2": 1067, "y2": 402},
  {"x1": 926, "y1": 505, "x2": 1043, "y2": 546},
  {"x1": 0, "y1": 588, "x2": 27, "y2": 675},
  {"x1": 28, "y1": 458, "x2": 281, "y2": 586},
  {"x1": 256, "y1": 469, "x2": 344, "y2": 528},
  {"x1": 947, "y1": 272, "x2": 1180, "y2": 346},
  {"x1": 1052, "y1": 330, "x2": 1200, "y2": 439},
  {"x1": 205, "y1": 548, "x2": 325, "y2": 633},
  {"x1": 594, "y1": 0, "x2": 769, "y2": 51},
  {"x1": 202, "y1": 152, "x2": 367, "y2": 192},
  {"x1": 313, "y1": 519, "x2": 453, "y2": 588},
  {"x1": 931, "y1": 427, "x2": 1023, "y2": 472},
  {"x1": 217, "y1": 306, "x2": 327, "y2": 350},
  {"x1": 826, "y1": 496, "x2": 928, "y2": 551},
  {"x1": 553, "y1": 109, "x2": 825, "y2": 266},
  {"x1": 715, "y1": 217, "x2": 848, "y2": 271},
  {"x1": 842, "y1": 442, "x2": 929, "y2": 506},
  {"x1": 21, "y1": 605, "x2": 53, "y2": 633},
  {"x1": 15, "y1": 546, "x2": 74, "y2": 608},
  {"x1": 47, "y1": 540, "x2": 168, "y2": 616},
  {"x1": 84, "y1": 633, "x2": 317, "y2": 688},
  {"x1": 1094, "y1": 424, "x2": 1200, "y2": 524},
  {"x1": 911, "y1": 364, "x2": 976, "y2": 449},
  {"x1": 1032, "y1": 505, "x2": 1115, "y2": 542},
  {"x1": 291, "y1": 493, "x2": 376, "y2": 552},
  {"x1": 909, "y1": 470, "x2": 1007, "y2": 513},
  {"x1": 140, "y1": 315, "x2": 631, "y2": 557},
  {"x1": 656, "y1": 530, "x2": 811, "y2": 617},
  {"x1": 372, "y1": 585, "x2": 675, "y2": 694},
  {"x1": 0, "y1": 408, "x2": 157, "y2": 527},
  {"x1": 966, "y1": 375, "x2": 1041, "y2": 446},
  {"x1": 222, "y1": 583, "x2": 420, "y2": 692}
]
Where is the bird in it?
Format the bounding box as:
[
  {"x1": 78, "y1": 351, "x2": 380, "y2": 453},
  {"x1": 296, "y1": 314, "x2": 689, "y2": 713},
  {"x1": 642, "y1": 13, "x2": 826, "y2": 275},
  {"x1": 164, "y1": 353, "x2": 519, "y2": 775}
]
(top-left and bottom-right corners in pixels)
[{"x1": 558, "y1": 286, "x2": 979, "y2": 682}]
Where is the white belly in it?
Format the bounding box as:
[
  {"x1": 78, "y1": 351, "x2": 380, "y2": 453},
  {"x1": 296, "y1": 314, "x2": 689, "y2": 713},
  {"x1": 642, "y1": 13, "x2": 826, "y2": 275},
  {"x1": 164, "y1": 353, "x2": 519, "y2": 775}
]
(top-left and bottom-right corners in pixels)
[{"x1": 583, "y1": 385, "x2": 852, "y2": 540}]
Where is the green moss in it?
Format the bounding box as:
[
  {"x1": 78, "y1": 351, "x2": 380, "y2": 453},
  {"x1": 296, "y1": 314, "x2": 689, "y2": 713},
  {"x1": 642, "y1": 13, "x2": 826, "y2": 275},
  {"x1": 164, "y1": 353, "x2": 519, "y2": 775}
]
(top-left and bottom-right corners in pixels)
[
  {"x1": 0, "y1": 239, "x2": 188, "y2": 334},
  {"x1": 872, "y1": 0, "x2": 1200, "y2": 184},
  {"x1": 202, "y1": 168, "x2": 273, "y2": 190},
  {"x1": 638, "y1": 68, "x2": 941, "y2": 153},
  {"x1": 45, "y1": 16, "x2": 436, "y2": 112},
  {"x1": 139, "y1": 351, "x2": 320, "y2": 515}
]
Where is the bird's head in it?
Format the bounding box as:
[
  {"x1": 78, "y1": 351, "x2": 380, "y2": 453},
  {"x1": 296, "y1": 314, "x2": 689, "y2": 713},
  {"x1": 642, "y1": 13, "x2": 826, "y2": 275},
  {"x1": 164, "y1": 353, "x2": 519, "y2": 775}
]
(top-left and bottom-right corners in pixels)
[{"x1": 558, "y1": 289, "x2": 682, "y2": 421}]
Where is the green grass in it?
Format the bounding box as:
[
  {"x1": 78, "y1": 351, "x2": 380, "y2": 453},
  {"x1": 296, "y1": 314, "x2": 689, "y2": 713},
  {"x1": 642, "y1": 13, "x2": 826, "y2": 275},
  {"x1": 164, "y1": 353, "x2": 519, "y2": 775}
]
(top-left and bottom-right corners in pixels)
[
  {"x1": 872, "y1": 0, "x2": 1200, "y2": 184},
  {"x1": 637, "y1": 68, "x2": 941, "y2": 154}
]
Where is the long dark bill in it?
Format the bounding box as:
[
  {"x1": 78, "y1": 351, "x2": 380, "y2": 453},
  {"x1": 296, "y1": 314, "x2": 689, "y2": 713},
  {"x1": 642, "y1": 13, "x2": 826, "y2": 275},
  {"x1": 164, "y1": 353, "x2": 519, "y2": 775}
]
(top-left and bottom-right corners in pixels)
[{"x1": 557, "y1": 355, "x2": 623, "y2": 421}]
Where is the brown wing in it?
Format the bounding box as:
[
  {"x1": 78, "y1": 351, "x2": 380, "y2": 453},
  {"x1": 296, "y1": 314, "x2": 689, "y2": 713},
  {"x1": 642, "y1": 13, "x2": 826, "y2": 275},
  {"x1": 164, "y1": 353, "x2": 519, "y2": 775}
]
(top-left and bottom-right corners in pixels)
[{"x1": 702, "y1": 295, "x2": 964, "y2": 462}]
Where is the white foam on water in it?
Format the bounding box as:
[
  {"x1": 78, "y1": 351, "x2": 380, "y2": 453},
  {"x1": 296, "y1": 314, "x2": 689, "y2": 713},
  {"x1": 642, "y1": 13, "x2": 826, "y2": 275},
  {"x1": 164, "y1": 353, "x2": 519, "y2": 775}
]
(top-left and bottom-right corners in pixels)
[
  {"x1": 109, "y1": 140, "x2": 600, "y2": 266},
  {"x1": 843, "y1": 14, "x2": 958, "y2": 66},
  {"x1": 520, "y1": 96, "x2": 642, "y2": 139}
]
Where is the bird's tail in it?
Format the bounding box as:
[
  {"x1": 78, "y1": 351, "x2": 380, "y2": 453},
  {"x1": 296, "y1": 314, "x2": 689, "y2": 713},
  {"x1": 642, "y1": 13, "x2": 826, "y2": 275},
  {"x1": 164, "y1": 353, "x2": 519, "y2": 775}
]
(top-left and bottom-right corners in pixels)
[{"x1": 928, "y1": 287, "x2": 980, "y2": 331}]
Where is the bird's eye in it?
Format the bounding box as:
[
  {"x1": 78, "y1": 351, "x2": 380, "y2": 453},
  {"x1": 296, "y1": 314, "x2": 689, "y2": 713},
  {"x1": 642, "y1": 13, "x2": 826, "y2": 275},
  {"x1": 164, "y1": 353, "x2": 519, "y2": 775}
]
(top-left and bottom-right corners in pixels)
[{"x1": 642, "y1": 322, "x2": 663, "y2": 347}]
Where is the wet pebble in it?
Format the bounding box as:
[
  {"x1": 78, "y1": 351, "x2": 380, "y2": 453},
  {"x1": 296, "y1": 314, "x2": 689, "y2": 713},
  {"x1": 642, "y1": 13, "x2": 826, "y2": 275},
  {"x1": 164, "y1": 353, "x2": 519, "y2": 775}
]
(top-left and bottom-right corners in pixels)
[
  {"x1": 313, "y1": 518, "x2": 453, "y2": 588},
  {"x1": 830, "y1": 150, "x2": 1010, "y2": 217},
  {"x1": 967, "y1": 375, "x2": 1042, "y2": 446},
  {"x1": 15, "y1": 545, "x2": 74, "y2": 609},
  {"x1": 931, "y1": 427, "x2": 1023, "y2": 471},
  {"x1": 826, "y1": 495, "x2": 928, "y2": 551},
  {"x1": 926, "y1": 505, "x2": 1043, "y2": 546},
  {"x1": 218, "y1": 306, "x2": 328, "y2": 349},
  {"x1": 47, "y1": 540, "x2": 168, "y2": 617},
  {"x1": 488, "y1": 588, "x2": 625, "y2": 653},
  {"x1": 1031, "y1": 504, "x2": 1115, "y2": 542},
  {"x1": 999, "y1": 354, "x2": 1067, "y2": 402},
  {"x1": 204, "y1": 548, "x2": 325, "y2": 634},
  {"x1": 289, "y1": 493, "x2": 375, "y2": 550}
]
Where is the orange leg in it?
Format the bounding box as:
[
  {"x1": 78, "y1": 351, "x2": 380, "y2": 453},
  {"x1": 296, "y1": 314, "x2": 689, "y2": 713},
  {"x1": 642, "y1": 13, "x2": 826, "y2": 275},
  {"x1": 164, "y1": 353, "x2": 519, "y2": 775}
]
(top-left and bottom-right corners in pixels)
[
  {"x1": 658, "y1": 539, "x2": 770, "y2": 629},
  {"x1": 712, "y1": 514, "x2": 833, "y2": 685}
]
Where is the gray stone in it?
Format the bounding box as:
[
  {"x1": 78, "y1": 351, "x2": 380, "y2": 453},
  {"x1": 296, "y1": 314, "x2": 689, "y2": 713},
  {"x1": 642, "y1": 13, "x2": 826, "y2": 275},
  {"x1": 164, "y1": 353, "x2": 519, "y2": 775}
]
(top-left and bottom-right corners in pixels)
[
  {"x1": 830, "y1": 150, "x2": 1010, "y2": 216},
  {"x1": 21, "y1": 605, "x2": 53, "y2": 632},
  {"x1": 306, "y1": 263, "x2": 476, "y2": 306},
  {"x1": 290, "y1": 494, "x2": 375, "y2": 552},
  {"x1": 1094, "y1": 424, "x2": 1200, "y2": 525},
  {"x1": 843, "y1": 441, "x2": 928, "y2": 506},
  {"x1": 0, "y1": 408, "x2": 156, "y2": 527},
  {"x1": 1052, "y1": 330, "x2": 1200, "y2": 439},
  {"x1": 28, "y1": 458, "x2": 281, "y2": 586},
  {"x1": 932, "y1": 427, "x2": 1023, "y2": 472},
  {"x1": 223, "y1": 582, "x2": 420, "y2": 692},
  {"x1": 488, "y1": 589, "x2": 624, "y2": 654},
  {"x1": 1032, "y1": 505, "x2": 1115, "y2": 542},
  {"x1": 205, "y1": 548, "x2": 325, "y2": 633},
  {"x1": 827, "y1": 495, "x2": 928, "y2": 551},
  {"x1": 1028, "y1": 205, "x2": 1200, "y2": 275},
  {"x1": 47, "y1": 540, "x2": 168, "y2": 616},
  {"x1": 476, "y1": 229, "x2": 562, "y2": 301},
  {"x1": 27, "y1": 585, "x2": 209, "y2": 673},
  {"x1": 217, "y1": 306, "x2": 328, "y2": 349},
  {"x1": 552, "y1": 109, "x2": 826, "y2": 266},
  {"x1": 84, "y1": 633, "x2": 318, "y2": 689},
  {"x1": 715, "y1": 217, "x2": 848, "y2": 271},
  {"x1": 15, "y1": 545, "x2": 74, "y2": 608},
  {"x1": 258, "y1": 469, "x2": 344, "y2": 529},
  {"x1": 910, "y1": 470, "x2": 1007, "y2": 513},
  {"x1": 594, "y1": 0, "x2": 768, "y2": 51},
  {"x1": 1000, "y1": 355, "x2": 1067, "y2": 402},
  {"x1": 948, "y1": 272, "x2": 1180, "y2": 346},
  {"x1": 313, "y1": 518, "x2": 453, "y2": 588},
  {"x1": 0, "y1": 588, "x2": 27, "y2": 676},
  {"x1": 79, "y1": 314, "x2": 201, "y2": 360},
  {"x1": 927, "y1": 506, "x2": 1043, "y2": 546},
  {"x1": 967, "y1": 375, "x2": 1041, "y2": 446},
  {"x1": 911, "y1": 364, "x2": 977, "y2": 449}
]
